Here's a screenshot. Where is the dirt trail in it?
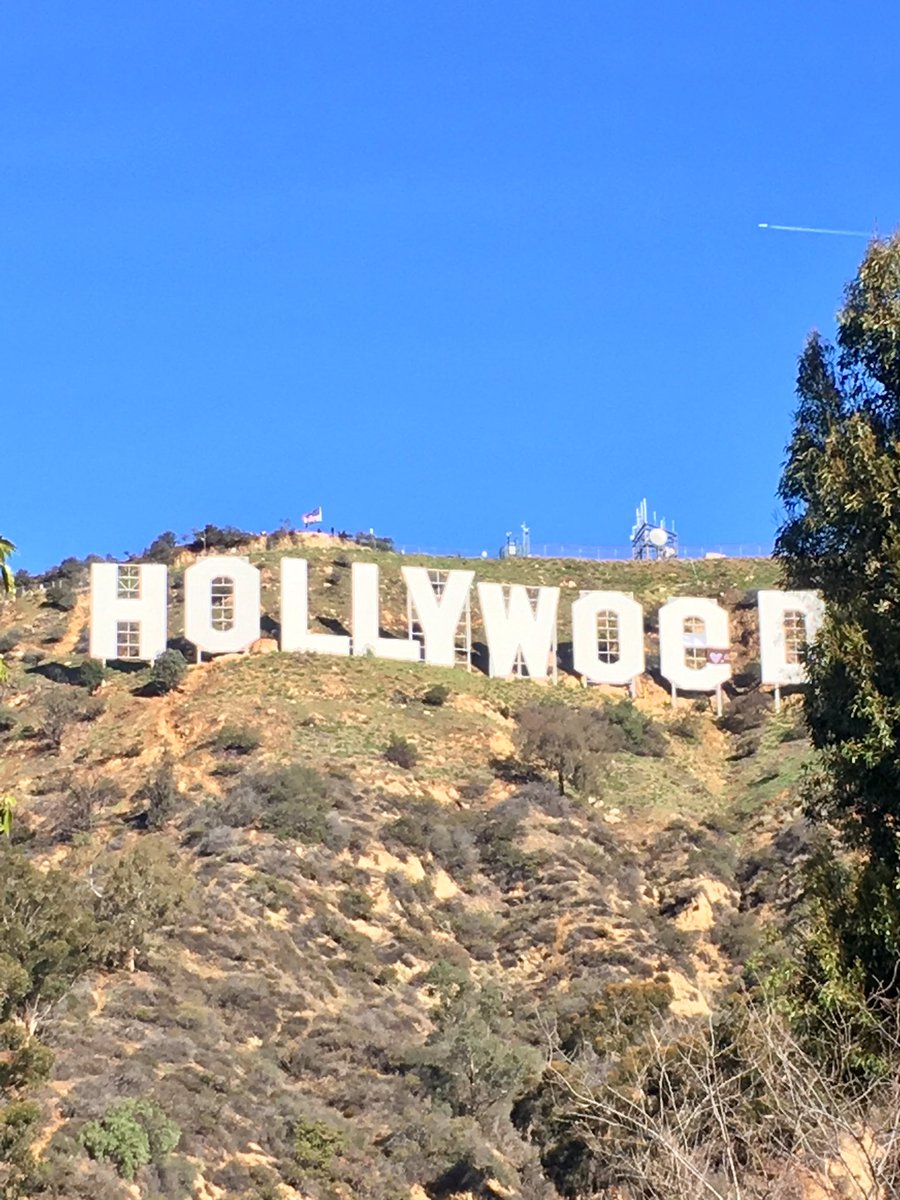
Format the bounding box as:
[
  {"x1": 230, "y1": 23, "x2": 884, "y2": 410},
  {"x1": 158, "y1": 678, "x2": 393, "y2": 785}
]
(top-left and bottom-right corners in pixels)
[
  {"x1": 141, "y1": 663, "x2": 218, "y2": 793},
  {"x1": 55, "y1": 593, "x2": 90, "y2": 655}
]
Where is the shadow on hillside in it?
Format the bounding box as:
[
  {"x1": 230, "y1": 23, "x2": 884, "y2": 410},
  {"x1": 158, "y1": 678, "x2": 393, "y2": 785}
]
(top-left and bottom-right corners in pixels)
[
  {"x1": 489, "y1": 754, "x2": 540, "y2": 785},
  {"x1": 105, "y1": 659, "x2": 146, "y2": 675},
  {"x1": 557, "y1": 640, "x2": 574, "y2": 675},
  {"x1": 131, "y1": 683, "x2": 166, "y2": 699},
  {"x1": 165, "y1": 636, "x2": 194, "y2": 660},
  {"x1": 26, "y1": 662, "x2": 81, "y2": 686},
  {"x1": 318, "y1": 616, "x2": 350, "y2": 638},
  {"x1": 471, "y1": 640, "x2": 489, "y2": 674}
]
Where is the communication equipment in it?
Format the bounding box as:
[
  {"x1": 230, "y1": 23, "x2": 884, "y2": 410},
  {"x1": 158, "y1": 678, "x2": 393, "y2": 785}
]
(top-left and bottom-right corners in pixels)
[
  {"x1": 631, "y1": 499, "x2": 679, "y2": 561},
  {"x1": 499, "y1": 523, "x2": 532, "y2": 559}
]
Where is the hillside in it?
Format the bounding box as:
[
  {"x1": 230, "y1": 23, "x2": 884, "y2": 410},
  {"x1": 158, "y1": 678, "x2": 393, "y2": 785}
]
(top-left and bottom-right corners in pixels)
[{"x1": 0, "y1": 538, "x2": 813, "y2": 1199}]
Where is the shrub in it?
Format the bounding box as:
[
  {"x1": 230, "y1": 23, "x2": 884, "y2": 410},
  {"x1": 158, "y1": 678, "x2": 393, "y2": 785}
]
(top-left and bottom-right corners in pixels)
[
  {"x1": 44, "y1": 580, "x2": 77, "y2": 611},
  {"x1": 717, "y1": 689, "x2": 770, "y2": 735},
  {"x1": 79, "y1": 1098, "x2": 180, "y2": 1180},
  {"x1": 411, "y1": 967, "x2": 541, "y2": 1117},
  {"x1": 188, "y1": 524, "x2": 252, "y2": 552},
  {"x1": 149, "y1": 649, "x2": 188, "y2": 695},
  {"x1": 0, "y1": 628, "x2": 22, "y2": 654},
  {"x1": 353, "y1": 531, "x2": 394, "y2": 552},
  {"x1": 140, "y1": 531, "x2": 179, "y2": 564},
  {"x1": 59, "y1": 776, "x2": 121, "y2": 839},
  {"x1": 384, "y1": 803, "x2": 478, "y2": 878},
  {"x1": 384, "y1": 734, "x2": 418, "y2": 770},
  {"x1": 78, "y1": 695, "x2": 105, "y2": 722},
  {"x1": 606, "y1": 698, "x2": 666, "y2": 757},
  {"x1": 40, "y1": 692, "x2": 81, "y2": 752},
  {"x1": 92, "y1": 839, "x2": 191, "y2": 970},
  {"x1": 0, "y1": 847, "x2": 97, "y2": 1027},
  {"x1": 0, "y1": 705, "x2": 16, "y2": 734},
  {"x1": 711, "y1": 909, "x2": 763, "y2": 963},
  {"x1": 422, "y1": 684, "x2": 450, "y2": 708},
  {"x1": 516, "y1": 699, "x2": 666, "y2": 794},
  {"x1": 77, "y1": 659, "x2": 106, "y2": 694},
  {"x1": 211, "y1": 724, "x2": 261, "y2": 756},
  {"x1": 137, "y1": 760, "x2": 180, "y2": 830},
  {"x1": 216, "y1": 765, "x2": 333, "y2": 844},
  {"x1": 474, "y1": 813, "x2": 538, "y2": 888},
  {"x1": 339, "y1": 887, "x2": 374, "y2": 921},
  {"x1": 670, "y1": 713, "x2": 701, "y2": 741},
  {"x1": 291, "y1": 1118, "x2": 345, "y2": 1176}
]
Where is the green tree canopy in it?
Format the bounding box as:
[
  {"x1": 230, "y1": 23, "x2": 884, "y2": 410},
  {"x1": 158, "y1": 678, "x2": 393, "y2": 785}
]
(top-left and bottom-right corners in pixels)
[
  {"x1": 777, "y1": 232, "x2": 900, "y2": 996},
  {"x1": 0, "y1": 537, "x2": 15, "y2": 594}
]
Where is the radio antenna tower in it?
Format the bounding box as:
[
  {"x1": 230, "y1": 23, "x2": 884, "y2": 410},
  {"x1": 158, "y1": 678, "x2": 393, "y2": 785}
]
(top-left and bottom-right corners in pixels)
[{"x1": 631, "y1": 499, "x2": 678, "y2": 561}]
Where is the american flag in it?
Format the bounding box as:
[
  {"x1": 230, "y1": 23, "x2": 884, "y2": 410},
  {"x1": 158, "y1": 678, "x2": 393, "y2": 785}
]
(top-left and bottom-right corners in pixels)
[{"x1": 302, "y1": 506, "x2": 323, "y2": 526}]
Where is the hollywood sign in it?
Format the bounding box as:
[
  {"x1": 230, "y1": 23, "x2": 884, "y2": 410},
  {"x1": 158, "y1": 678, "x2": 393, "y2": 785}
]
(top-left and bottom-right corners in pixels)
[{"x1": 88, "y1": 558, "x2": 824, "y2": 698}]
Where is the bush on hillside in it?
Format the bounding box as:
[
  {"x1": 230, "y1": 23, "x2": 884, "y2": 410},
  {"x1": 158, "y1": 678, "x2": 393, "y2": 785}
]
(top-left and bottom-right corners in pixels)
[
  {"x1": 605, "y1": 698, "x2": 667, "y2": 757},
  {"x1": 40, "y1": 691, "x2": 82, "y2": 752},
  {"x1": 716, "y1": 689, "x2": 770, "y2": 735},
  {"x1": 79, "y1": 1098, "x2": 181, "y2": 1180},
  {"x1": 257, "y1": 767, "x2": 332, "y2": 843},
  {"x1": 77, "y1": 659, "x2": 105, "y2": 694},
  {"x1": 58, "y1": 776, "x2": 122, "y2": 839},
  {"x1": 0, "y1": 628, "x2": 23, "y2": 653},
  {"x1": 210, "y1": 724, "x2": 261, "y2": 756},
  {"x1": 422, "y1": 683, "x2": 451, "y2": 707},
  {"x1": 44, "y1": 580, "x2": 77, "y2": 612},
  {"x1": 338, "y1": 887, "x2": 374, "y2": 921},
  {"x1": 188, "y1": 524, "x2": 252, "y2": 553},
  {"x1": 384, "y1": 734, "x2": 418, "y2": 770},
  {"x1": 288, "y1": 1118, "x2": 346, "y2": 1180},
  {"x1": 383, "y1": 802, "x2": 479, "y2": 879},
  {"x1": 137, "y1": 760, "x2": 180, "y2": 830},
  {"x1": 139, "y1": 530, "x2": 180, "y2": 564},
  {"x1": 92, "y1": 839, "x2": 191, "y2": 971},
  {"x1": 149, "y1": 650, "x2": 188, "y2": 695},
  {"x1": 515, "y1": 698, "x2": 665, "y2": 795},
  {"x1": 353, "y1": 531, "x2": 394, "y2": 552},
  {"x1": 409, "y1": 965, "x2": 542, "y2": 1118},
  {"x1": 207, "y1": 765, "x2": 335, "y2": 846}
]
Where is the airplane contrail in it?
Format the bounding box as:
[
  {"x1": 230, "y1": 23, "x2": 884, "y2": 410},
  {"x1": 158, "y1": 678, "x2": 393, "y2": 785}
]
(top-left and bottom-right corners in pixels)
[{"x1": 758, "y1": 222, "x2": 871, "y2": 238}]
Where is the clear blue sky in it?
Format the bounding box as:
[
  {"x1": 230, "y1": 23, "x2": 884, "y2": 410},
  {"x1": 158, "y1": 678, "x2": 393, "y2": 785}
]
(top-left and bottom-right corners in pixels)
[{"x1": 2, "y1": 2, "x2": 896, "y2": 571}]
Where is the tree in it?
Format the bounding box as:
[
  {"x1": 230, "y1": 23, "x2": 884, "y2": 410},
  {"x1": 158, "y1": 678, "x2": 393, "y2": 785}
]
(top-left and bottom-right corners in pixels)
[
  {"x1": 0, "y1": 846, "x2": 96, "y2": 1035},
  {"x1": 409, "y1": 963, "x2": 541, "y2": 1118},
  {"x1": 0, "y1": 538, "x2": 14, "y2": 595},
  {"x1": 149, "y1": 649, "x2": 188, "y2": 695},
  {"x1": 0, "y1": 796, "x2": 15, "y2": 838},
  {"x1": 39, "y1": 691, "x2": 80, "y2": 753},
  {"x1": 776, "y1": 232, "x2": 900, "y2": 998},
  {"x1": 515, "y1": 699, "x2": 664, "y2": 795},
  {"x1": 538, "y1": 988, "x2": 900, "y2": 1199},
  {"x1": 79, "y1": 1098, "x2": 180, "y2": 1181},
  {"x1": 92, "y1": 838, "x2": 190, "y2": 972}
]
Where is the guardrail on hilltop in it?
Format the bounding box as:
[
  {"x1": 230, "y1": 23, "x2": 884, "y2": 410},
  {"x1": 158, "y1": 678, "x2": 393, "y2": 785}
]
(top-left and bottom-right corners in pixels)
[{"x1": 392, "y1": 542, "x2": 774, "y2": 561}]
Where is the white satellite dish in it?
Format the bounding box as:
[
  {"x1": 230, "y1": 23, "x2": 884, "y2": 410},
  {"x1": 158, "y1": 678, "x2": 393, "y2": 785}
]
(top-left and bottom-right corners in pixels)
[{"x1": 648, "y1": 526, "x2": 668, "y2": 548}]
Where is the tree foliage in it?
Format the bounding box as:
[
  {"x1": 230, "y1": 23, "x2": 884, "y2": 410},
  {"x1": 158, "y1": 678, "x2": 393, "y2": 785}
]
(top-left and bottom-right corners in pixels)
[
  {"x1": 92, "y1": 838, "x2": 191, "y2": 971},
  {"x1": 410, "y1": 963, "x2": 541, "y2": 1118},
  {"x1": 776, "y1": 233, "x2": 900, "y2": 997},
  {"x1": 0, "y1": 537, "x2": 15, "y2": 595},
  {"x1": 149, "y1": 649, "x2": 188, "y2": 695},
  {"x1": 79, "y1": 1097, "x2": 180, "y2": 1180},
  {"x1": 516, "y1": 699, "x2": 665, "y2": 795},
  {"x1": 0, "y1": 846, "x2": 96, "y2": 1034}
]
